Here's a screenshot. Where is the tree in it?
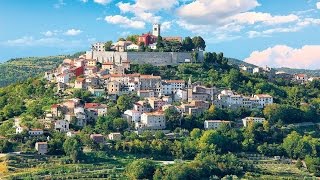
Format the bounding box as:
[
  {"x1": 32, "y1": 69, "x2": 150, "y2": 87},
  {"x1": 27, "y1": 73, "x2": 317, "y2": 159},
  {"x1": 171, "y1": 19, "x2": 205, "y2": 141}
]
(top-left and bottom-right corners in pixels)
[
  {"x1": 192, "y1": 36, "x2": 206, "y2": 51},
  {"x1": 126, "y1": 35, "x2": 139, "y2": 44},
  {"x1": 107, "y1": 106, "x2": 121, "y2": 118},
  {"x1": 48, "y1": 132, "x2": 65, "y2": 155},
  {"x1": 296, "y1": 159, "x2": 303, "y2": 169},
  {"x1": 154, "y1": 131, "x2": 165, "y2": 139},
  {"x1": 0, "y1": 140, "x2": 13, "y2": 153},
  {"x1": 118, "y1": 37, "x2": 126, "y2": 41},
  {"x1": 156, "y1": 36, "x2": 164, "y2": 50},
  {"x1": 73, "y1": 89, "x2": 92, "y2": 102},
  {"x1": 112, "y1": 118, "x2": 128, "y2": 131},
  {"x1": 125, "y1": 159, "x2": 156, "y2": 180},
  {"x1": 139, "y1": 42, "x2": 146, "y2": 51},
  {"x1": 164, "y1": 108, "x2": 181, "y2": 130},
  {"x1": 63, "y1": 137, "x2": 82, "y2": 163},
  {"x1": 182, "y1": 36, "x2": 195, "y2": 52},
  {"x1": 104, "y1": 41, "x2": 113, "y2": 51},
  {"x1": 190, "y1": 128, "x2": 202, "y2": 140},
  {"x1": 117, "y1": 94, "x2": 134, "y2": 112}
]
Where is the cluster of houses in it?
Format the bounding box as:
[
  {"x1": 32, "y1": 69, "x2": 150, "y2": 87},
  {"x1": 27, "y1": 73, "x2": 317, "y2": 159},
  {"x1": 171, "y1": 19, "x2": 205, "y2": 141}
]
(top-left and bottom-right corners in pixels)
[
  {"x1": 204, "y1": 117, "x2": 266, "y2": 130},
  {"x1": 24, "y1": 29, "x2": 282, "y2": 155},
  {"x1": 42, "y1": 52, "x2": 274, "y2": 132},
  {"x1": 92, "y1": 23, "x2": 182, "y2": 52},
  {"x1": 239, "y1": 64, "x2": 319, "y2": 84}
]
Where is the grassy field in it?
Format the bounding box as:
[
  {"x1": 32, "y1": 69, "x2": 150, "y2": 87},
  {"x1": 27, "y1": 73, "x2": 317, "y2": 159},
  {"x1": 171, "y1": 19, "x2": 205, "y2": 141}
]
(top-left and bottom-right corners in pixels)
[
  {"x1": 0, "y1": 152, "x2": 317, "y2": 179},
  {"x1": 241, "y1": 155, "x2": 316, "y2": 180},
  {"x1": 0, "y1": 152, "x2": 130, "y2": 179}
]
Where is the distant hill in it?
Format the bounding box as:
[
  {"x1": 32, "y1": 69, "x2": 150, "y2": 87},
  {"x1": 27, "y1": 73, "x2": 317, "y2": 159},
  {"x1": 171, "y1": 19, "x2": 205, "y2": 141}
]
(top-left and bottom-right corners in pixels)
[
  {"x1": 275, "y1": 67, "x2": 320, "y2": 76},
  {"x1": 227, "y1": 58, "x2": 320, "y2": 77},
  {"x1": 0, "y1": 52, "x2": 84, "y2": 87},
  {"x1": 227, "y1": 58, "x2": 258, "y2": 67}
]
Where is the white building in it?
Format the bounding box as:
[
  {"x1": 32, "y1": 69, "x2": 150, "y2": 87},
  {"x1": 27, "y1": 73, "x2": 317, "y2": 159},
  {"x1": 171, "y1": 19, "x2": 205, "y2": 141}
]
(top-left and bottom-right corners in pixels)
[
  {"x1": 108, "y1": 132, "x2": 122, "y2": 141},
  {"x1": 165, "y1": 80, "x2": 185, "y2": 91},
  {"x1": 204, "y1": 120, "x2": 231, "y2": 130},
  {"x1": 124, "y1": 110, "x2": 141, "y2": 123},
  {"x1": 127, "y1": 44, "x2": 140, "y2": 51},
  {"x1": 137, "y1": 111, "x2": 166, "y2": 130},
  {"x1": 92, "y1": 42, "x2": 105, "y2": 52},
  {"x1": 152, "y1": 23, "x2": 160, "y2": 37},
  {"x1": 16, "y1": 126, "x2": 25, "y2": 134},
  {"x1": 215, "y1": 90, "x2": 273, "y2": 109},
  {"x1": 295, "y1": 74, "x2": 308, "y2": 83},
  {"x1": 148, "y1": 43, "x2": 157, "y2": 50},
  {"x1": 174, "y1": 89, "x2": 188, "y2": 102},
  {"x1": 54, "y1": 120, "x2": 70, "y2": 132},
  {"x1": 28, "y1": 129, "x2": 44, "y2": 136},
  {"x1": 57, "y1": 73, "x2": 70, "y2": 84},
  {"x1": 242, "y1": 117, "x2": 266, "y2": 127},
  {"x1": 253, "y1": 94, "x2": 273, "y2": 108},
  {"x1": 240, "y1": 65, "x2": 253, "y2": 73}
]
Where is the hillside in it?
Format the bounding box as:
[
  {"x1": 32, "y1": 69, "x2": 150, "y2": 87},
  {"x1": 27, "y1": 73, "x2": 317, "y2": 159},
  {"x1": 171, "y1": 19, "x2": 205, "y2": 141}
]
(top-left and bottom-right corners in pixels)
[
  {"x1": 0, "y1": 52, "x2": 84, "y2": 87},
  {"x1": 276, "y1": 67, "x2": 320, "y2": 76},
  {"x1": 0, "y1": 54, "x2": 319, "y2": 178},
  {"x1": 227, "y1": 58, "x2": 258, "y2": 67},
  {"x1": 228, "y1": 58, "x2": 320, "y2": 76}
]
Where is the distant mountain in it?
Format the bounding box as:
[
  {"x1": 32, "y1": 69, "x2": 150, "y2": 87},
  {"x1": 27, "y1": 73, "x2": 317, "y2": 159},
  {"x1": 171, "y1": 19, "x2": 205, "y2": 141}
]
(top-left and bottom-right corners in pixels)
[
  {"x1": 0, "y1": 52, "x2": 84, "y2": 87},
  {"x1": 227, "y1": 58, "x2": 320, "y2": 77}
]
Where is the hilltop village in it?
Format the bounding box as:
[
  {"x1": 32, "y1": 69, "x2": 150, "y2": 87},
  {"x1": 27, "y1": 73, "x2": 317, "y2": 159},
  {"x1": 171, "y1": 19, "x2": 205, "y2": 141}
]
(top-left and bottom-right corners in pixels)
[
  {"x1": 1, "y1": 24, "x2": 320, "y2": 179},
  {"x1": 13, "y1": 24, "x2": 319, "y2": 153},
  {"x1": 27, "y1": 24, "x2": 275, "y2": 142}
]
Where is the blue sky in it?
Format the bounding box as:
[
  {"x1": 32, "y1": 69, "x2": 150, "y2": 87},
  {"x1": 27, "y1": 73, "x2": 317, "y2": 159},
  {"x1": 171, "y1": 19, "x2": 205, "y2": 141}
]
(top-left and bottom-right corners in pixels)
[{"x1": 0, "y1": 0, "x2": 320, "y2": 69}]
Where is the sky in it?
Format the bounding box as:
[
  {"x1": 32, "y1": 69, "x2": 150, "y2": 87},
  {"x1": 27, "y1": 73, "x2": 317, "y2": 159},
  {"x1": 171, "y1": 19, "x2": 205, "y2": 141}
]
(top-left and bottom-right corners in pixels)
[{"x1": 0, "y1": 0, "x2": 320, "y2": 69}]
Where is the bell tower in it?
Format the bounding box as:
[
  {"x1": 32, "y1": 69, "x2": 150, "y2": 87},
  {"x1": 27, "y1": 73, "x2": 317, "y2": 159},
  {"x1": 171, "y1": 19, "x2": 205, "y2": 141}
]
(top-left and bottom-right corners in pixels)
[
  {"x1": 152, "y1": 23, "x2": 160, "y2": 37},
  {"x1": 187, "y1": 76, "x2": 193, "y2": 102}
]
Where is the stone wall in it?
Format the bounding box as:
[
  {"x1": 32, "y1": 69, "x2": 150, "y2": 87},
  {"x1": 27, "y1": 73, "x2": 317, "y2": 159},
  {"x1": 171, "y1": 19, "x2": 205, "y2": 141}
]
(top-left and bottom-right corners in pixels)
[{"x1": 86, "y1": 51, "x2": 203, "y2": 66}]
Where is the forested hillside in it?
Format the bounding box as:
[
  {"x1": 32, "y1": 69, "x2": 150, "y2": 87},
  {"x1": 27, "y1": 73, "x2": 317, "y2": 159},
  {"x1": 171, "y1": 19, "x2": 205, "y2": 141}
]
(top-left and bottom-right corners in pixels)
[{"x1": 0, "y1": 52, "x2": 84, "y2": 87}]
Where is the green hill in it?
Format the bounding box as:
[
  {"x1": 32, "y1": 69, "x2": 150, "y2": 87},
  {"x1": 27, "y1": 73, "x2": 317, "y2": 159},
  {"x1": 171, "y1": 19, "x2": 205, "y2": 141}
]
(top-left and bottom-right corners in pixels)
[{"x1": 0, "y1": 52, "x2": 84, "y2": 87}]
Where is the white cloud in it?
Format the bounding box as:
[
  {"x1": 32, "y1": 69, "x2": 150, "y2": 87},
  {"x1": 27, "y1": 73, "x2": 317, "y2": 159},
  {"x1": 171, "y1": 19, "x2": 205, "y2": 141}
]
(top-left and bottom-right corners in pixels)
[
  {"x1": 80, "y1": 0, "x2": 88, "y2": 2},
  {"x1": 245, "y1": 45, "x2": 320, "y2": 70},
  {"x1": 231, "y1": 12, "x2": 298, "y2": 25},
  {"x1": 119, "y1": 0, "x2": 178, "y2": 12},
  {"x1": 117, "y1": 0, "x2": 177, "y2": 24},
  {"x1": 94, "y1": 0, "x2": 111, "y2": 5},
  {"x1": 247, "y1": 18, "x2": 320, "y2": 38},
  {"x1": 177, "y1": 0, "x2": 260, "y2": 25},
  {"x1": 317, "y1": 2, "x2": 320, "y2": 9},
  {"x1": 54, "y1": 0, "x2": 66, "y2": 8},
  {"x1": 161, "y1": 21, "x2": 172, "y2": 32},
  {"x1": 105, "y1": 15, "x2": 145, "y2": 29},
  {"x1": 5, "y1": 36, "x2": 83, "y2": 48},
  {"x1": 64, "y1": 29, "x2": 83, "y2": 36},
  {"x1": 42, "y1": 31, "x2": 57, "y2": 37},
  {"x1": 175, "y1": 0, "x2": 319, "y2": 42}
]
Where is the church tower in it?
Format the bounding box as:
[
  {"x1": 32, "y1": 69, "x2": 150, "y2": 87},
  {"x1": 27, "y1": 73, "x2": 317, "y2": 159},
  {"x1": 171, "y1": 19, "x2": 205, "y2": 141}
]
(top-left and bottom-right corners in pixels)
[
  {"x1": 187, "y1": 76, "x2": 193, "y2": 102},
  {"x1": 152, "y1": 23, "x2": 161, "y2": 37}
]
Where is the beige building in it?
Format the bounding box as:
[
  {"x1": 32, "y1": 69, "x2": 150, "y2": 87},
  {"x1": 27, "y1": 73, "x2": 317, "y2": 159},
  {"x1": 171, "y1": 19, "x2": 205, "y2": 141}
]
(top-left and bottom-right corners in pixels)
[
  {"x1": 137, "y1": 111, "x2": 166, "y2": 130},
  {"x1": 242, "y1": 117, "x2": 266, "y2": 127},
  {"x1": 35, "y1": 142, "x2": 48, "y2": 155},
  {"x1": 204, "y1": 120, "x2": 231, "y2": 130}
]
